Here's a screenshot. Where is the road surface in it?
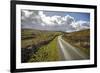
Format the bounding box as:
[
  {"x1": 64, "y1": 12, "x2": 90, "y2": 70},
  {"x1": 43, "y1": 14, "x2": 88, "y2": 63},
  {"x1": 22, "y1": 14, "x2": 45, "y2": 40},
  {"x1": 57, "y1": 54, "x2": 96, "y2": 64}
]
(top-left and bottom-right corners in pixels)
[{"x1": 57, "y1": 35, "x2": 89, "y2": 60}]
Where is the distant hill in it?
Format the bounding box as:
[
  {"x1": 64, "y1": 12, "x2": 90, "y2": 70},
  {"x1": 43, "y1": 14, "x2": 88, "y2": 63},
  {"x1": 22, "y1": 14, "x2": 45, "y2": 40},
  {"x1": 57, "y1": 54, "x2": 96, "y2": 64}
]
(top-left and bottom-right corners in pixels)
[{"x1": 65, "y1": 29, "x2": 90, "y2": 36}]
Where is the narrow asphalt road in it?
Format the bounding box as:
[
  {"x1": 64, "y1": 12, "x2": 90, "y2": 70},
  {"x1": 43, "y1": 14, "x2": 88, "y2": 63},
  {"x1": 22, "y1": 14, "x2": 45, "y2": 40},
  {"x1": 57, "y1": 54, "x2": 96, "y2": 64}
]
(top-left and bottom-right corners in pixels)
[{"x1": 58, "y1": 35, "x2": 89, "y2": 60}]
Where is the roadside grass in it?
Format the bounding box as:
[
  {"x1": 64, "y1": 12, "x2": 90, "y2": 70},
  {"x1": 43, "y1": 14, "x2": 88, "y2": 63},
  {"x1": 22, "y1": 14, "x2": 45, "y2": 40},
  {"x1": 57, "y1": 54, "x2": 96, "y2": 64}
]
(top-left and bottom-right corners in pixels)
[
  {"x1": 62, "y1": 29, "x2": 90, "y2": 57},
  {"x1": 28, "y1": 37, "x2": 61, "y2": 62}
]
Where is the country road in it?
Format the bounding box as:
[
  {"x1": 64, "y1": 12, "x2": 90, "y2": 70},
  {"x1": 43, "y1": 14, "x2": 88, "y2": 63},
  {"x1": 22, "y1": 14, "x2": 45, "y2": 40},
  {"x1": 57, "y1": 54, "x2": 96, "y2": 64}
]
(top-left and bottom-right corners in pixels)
[{"x1": 58, "y1": 35, "x2": 89, "y2": 60}]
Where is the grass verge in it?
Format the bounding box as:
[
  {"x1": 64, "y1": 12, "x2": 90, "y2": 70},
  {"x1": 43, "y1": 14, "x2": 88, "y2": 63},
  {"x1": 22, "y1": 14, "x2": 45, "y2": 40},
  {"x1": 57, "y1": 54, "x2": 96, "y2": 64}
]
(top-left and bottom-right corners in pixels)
[{"x1": 28, "y1": 37, "x2": 61, "y2": 62}]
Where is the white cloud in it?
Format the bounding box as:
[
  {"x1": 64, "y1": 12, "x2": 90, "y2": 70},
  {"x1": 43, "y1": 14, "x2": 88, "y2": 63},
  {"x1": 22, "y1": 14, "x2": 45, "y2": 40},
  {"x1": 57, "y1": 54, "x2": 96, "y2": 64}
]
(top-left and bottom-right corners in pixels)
[
  {"x1": 39, "y1": 11, "x2": 45, "y2": 18},
  {"x1": 72, "y1": 20, "x2": 90, "y2": 31},
  {"x1": 38, "y1": 11, "x2": 75, "y2": 27},
  {"x1": 62, "y1": 15, "x2": 75, "y2": 24},
  {"x1": 39, "y1": 11, "x2": 55, "y2": 26},
  {"x1": 22, "y1": 10, "x2": 90, "y2": 32},
  {"x1": 23, "y1": 10, "x2": 33, "y2": 17}
]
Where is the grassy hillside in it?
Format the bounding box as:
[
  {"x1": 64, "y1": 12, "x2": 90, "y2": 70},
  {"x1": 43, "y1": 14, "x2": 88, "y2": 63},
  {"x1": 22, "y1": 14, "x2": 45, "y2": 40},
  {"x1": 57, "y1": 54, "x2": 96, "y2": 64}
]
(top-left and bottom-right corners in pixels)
[
  {"x1": 21, "y1": 29, "x2": 61, "y2": 48},
  {"x1": 62, "y1": 29, "x2": 90, "y2": 57},
  {"x1": 21, "y1": 29, "x2": 61, "y2": 62}
]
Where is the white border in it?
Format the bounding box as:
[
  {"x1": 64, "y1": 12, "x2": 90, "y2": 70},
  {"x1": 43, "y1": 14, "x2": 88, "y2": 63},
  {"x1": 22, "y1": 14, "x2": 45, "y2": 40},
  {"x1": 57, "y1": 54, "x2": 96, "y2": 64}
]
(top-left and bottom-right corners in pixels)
[{"x1": 16, "y1": 4, "x2": 94, "y2": 69}]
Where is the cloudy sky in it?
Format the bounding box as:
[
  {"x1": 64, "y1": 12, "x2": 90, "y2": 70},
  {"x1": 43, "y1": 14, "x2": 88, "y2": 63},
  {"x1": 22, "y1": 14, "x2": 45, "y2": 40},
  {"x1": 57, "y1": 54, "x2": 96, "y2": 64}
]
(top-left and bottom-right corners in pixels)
[{"x1": 21, "y1": 10, "x2": 90, "y2": 32}]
